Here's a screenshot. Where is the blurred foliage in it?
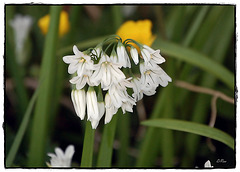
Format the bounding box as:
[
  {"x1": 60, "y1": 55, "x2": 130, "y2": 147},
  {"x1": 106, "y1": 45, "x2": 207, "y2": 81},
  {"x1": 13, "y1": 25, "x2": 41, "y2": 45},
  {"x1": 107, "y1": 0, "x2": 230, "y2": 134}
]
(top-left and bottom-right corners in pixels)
[{"x1": 5, "y1": 5, "x2": 235, "y2": 168}]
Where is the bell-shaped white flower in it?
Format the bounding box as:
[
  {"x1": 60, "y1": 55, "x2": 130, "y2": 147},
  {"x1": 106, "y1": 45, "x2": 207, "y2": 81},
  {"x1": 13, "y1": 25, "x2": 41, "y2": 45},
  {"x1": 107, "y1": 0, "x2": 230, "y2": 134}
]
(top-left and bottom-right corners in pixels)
[
  {"x1": 63, "y1": 45, "x2": 94, "y2": 75},
  {"x1": 90, "y1": 102, "x2": 105, "y2": 129},
  {"x1": 141, "y1": 47, "x2": 151, "y2": 62},
  {"x1": 104, "y1": 93, "x2": 118, "y2": 124},
  {"x1": 142, "y1": 45, "x2": 166, "y2": 64},
  {"x1": 47, "y1": 145, "x2": 75, "y2": 168},
  {"x1": 140, "y1": 62, "x2": 172, "y2": 88},
  {"x1": 90, "y1": 53, "x2": 126, "y2": 89},
  {"x1": 117, "y1": 41, "x2": 131, "y2": 68},
  {"x1": 107, "y1": 79, "x2": 134, "y2": 107},
  {"x1": 86, "y1": 87, "x2": 99, "y2": 121},
  {"x1": 130, "y1": 46, "x2": 139, "y2": 65},
  {"x1": 71, "y1": 89, "x2": 86, "y2": 120},
  {"x1": 70, "y1": 70, "x2": 94, "y2": 89},
  {"x1": 131, "y1": 77, "x2": 143, "y2": 101}
]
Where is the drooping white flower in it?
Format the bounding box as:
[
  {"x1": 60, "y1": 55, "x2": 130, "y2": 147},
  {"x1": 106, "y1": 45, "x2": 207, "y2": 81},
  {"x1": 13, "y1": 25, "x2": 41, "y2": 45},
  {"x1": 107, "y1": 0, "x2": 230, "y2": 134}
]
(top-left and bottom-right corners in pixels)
[
  {"x1": 104, "y1": 93, "x2": 118, "y2": 124},
  {"x1": 63, "y1": 45, "x2": 94, "y2": 75},
  {"x1": 86, "y1": 87, "x2": 99, "y2": 122},
  {"x1": 9, "y1": 14, "x2": 33, "y2": 65},
  {"x1": 140, "y1": 62, "x2": 172, "y2": 88},
  {"x1": 131, "y1": 77, "x2": 143, "y2": 101},
  {"x1": 90, "y1": 102, "x2": 105, "y2": 129},
  {"x1": 117, "y1": 41, "x2": 131, "y2": 68},
  {"x1": 47, "y1": 145, "x2": 75, "y2": 168},
  {"x1": 71, "y1": 89, "x2": 86, "y2": 120},
  {"x1": 142, "y1": 45, "x2": 166, "y2": 64},
  {"x1": 130, "y1": 46, "x2": 139, "y2": 65},
  {"x1": 70, "y1": 70, "x2": 94, "y2": 90},
  {"x1": 141, "y1": 47, "x2": 151, "y2": 62},
  {"x1": 107, "y1": 79, "x2": 133, "y2": 107},
  {"x1": 90, "y1": 53, "x2": 126, "y2": 89}
]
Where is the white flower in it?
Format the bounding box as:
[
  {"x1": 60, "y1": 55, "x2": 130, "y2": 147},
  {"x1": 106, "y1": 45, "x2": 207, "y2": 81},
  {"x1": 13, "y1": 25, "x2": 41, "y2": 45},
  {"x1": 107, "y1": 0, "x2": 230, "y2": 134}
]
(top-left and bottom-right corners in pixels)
[
  {"x1": 47, "y1": 145, "x2": 75, "y2": 168},
  {"x1": 117, "y1": 41, "x2": 131, "y2": 68},
  {"x1": 9, "y1": 14, "x2": 33, "y2": 65},
  {"x1": 141, "y1": 47, "x2": 151, "y2": 62},
  {"x1": 204, "y1": 160, "x2": 214, "y2": 168},
  {"x1": 63, "y1": 45, "x2": 94, "y2": 75},
  {"x1": 110, "y1": 49, "x2": 118, "y2": 64},
  {"x1": 90, "y1": 102, "x2": 105, "y2": 129},
  {"x1": 70, "y1": 70, "x2": 94, "y2": 89},
  {"x1": 130, "y1": 46, "x2": 139, "y2": 65},
  {"x1": 140, "y1": 62, "x2": 172, "y2": 88},
  {"x1": 131, "y1": 77, "x2": 143, "y2": 101},
  {"x1": 121, "y1": 101, "x2": 134, "y2": 114},
  {"x1": 86, "y1": 87, "x2": 99, "y2": 122},
  {"x1": 90, "y1": 53, "x2": 126, "y2": 89},
  {"x1": 107, "y1": 79, "x2": 134, "y2": 107},
  {"x1": 104, "y1": 93, "x2": 118, "y2": 124},
  {"x1": 142, "y1": 45, "x2": 166, "y2": 64},
  {"x1": 71, "y1": 89, "x2": 86, "y2": 120}
]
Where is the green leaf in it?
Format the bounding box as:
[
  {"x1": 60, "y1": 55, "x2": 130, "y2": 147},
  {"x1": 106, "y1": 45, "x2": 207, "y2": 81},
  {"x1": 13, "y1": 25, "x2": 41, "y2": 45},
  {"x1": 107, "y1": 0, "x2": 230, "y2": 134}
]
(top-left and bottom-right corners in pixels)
[
  {"x1": 153, "y1": 38, "x2": 234, "y2": 90},
  {"x1": 80, "y1": 121, "x2": 95, "y2": 167},
  {"x1": 6, "y1": 85, "x2": 41, "y2": 167},
  {"x1": 141, "y1": 119, "x2": 234, "y2": 150},
  {"x1": 28, "y1": 6, "x2": 61, "y2": 167}
]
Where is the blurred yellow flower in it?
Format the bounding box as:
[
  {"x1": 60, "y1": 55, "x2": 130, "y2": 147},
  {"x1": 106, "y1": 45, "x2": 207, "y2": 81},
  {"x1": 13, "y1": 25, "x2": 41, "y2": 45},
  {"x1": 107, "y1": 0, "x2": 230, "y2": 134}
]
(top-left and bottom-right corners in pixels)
[
  {"x1": 38, "y1": 11, "x2": 70, "y2": 37},
  {"x1": 116, "y1": 20, "x2": 156, "y2": 47}
]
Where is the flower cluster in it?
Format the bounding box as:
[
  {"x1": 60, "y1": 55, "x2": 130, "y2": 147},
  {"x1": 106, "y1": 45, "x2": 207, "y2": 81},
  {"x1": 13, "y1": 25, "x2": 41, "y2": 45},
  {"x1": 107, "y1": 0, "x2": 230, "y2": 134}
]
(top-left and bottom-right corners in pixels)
[{"x1": 63, "y1": 35, "x2": 172, "y2": 129}]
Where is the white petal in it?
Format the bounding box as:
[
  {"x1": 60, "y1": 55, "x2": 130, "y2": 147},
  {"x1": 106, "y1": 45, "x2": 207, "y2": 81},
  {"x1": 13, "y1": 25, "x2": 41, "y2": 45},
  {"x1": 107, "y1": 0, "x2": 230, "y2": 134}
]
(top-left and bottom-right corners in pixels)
[
  {"x1": 73, "y1": 45, "x2": 81, "y2": 57},
  {"x1": 55, "y1": 147, "x2": 65, "y2": 160},
  {"x1": 71, "y1": 90, "x2": 80, "y2": 117},
  {"x1": 68, "y1": 62, "x2": 79, "y2": 74},
  {"x1": 65, "y1": 145, "x2": 75, "y2": 159},
  {"x1": 91, "y1": 119, "x2": 100, "y2": 129},
  {"x1": 98, "y1": 102, "x2": 105, "y2": 119},
  {"x1": 141, "y1": 49, "x2": 151, "y2": 62},
  {"x1": 63, "y1": 55, "x2": 78, "y2": 64},
  {"x1": 130, "y1": 46, "x2": 139, "y2": 65},
  {"x1": 76, "y1": 89, "x2": 86, "y2": 120}
]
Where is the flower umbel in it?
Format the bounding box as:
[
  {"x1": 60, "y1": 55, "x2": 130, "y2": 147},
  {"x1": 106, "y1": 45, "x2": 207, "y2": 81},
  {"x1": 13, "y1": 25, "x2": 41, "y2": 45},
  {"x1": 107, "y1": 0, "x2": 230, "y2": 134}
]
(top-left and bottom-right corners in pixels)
[
  {"x1": 63, "y1": 34, "x2": 171, "y2": 129},
  {"x1": 47, "y1": 145, "x2": 75, "y2": 168}
]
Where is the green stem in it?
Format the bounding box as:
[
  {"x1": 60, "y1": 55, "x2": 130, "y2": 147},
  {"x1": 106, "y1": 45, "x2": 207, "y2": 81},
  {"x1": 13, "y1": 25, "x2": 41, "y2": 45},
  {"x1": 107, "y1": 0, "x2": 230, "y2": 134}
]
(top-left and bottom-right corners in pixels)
[
  {"x1": 117, "y1": 112, "x2": 130, "y2": 167},
  {"x1": 80, "y1": 121, "x2": 95, "y2": 167},
  {"x1": 96, "y1": 112, "x2": 119, "y2": 167}
]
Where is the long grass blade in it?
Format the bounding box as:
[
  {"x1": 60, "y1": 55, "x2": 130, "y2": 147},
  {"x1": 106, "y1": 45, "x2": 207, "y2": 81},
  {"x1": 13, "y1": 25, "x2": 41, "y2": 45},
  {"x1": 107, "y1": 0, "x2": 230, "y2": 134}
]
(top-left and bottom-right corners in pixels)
[
  {"x1": 28, "y1": 6, "x2": 61, "y2": 167},
  {"x1": 141, "y1": 119, "x2": 234, "y2": 150},
  {"x1": 153, "y1": 38, "x2": 234, "y2": 90},
  {"x1": 6, "y1": 85, "x2": 41, "y2": 167}
]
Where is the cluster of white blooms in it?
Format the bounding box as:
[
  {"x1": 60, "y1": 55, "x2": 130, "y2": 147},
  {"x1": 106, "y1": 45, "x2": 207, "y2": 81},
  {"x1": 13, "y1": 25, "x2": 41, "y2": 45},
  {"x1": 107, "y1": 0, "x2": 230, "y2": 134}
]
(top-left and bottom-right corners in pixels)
[{"x1": 63, "y1": 36, "x2": 172, "y2": 129}]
